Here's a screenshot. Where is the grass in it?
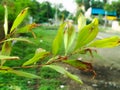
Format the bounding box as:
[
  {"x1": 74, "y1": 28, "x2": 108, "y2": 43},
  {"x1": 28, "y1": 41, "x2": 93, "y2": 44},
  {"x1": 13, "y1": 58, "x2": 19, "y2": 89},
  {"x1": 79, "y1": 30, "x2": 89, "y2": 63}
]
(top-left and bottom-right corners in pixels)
[{"x1": 0, "y1": 26, "x2": 66, "y2": 90}]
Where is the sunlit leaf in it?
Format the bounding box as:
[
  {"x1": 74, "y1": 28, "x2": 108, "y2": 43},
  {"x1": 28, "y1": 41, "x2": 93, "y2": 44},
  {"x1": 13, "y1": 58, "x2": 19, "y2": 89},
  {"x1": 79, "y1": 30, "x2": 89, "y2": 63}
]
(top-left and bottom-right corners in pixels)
[
  {"x1": 23, "y1": 48, "x2": 50, "y2": 66},
  {"x1": 75, "y1": 18, "x2": 98, "y2": 50},
  {"x1": 88, "y1": 36, "x2": 120, "y2": 48},
  {"x1": 16, "y1": 23, "x2": 39, "y2": 34},
  {"x1": 16, "y1": 23, "x2": 39, "y2": 38},
  {"x1": 64, "y1": 21, "x2": 76, "y2": 55},
  {"x1": 10, "y1": 7, "x2": 29, "y2": 33},
  {"x1": 52, "y1": 23, "x2": 66, "y2": 55},
  {"x1": 1, "y1": 42, "x2": 11, "y2": 55},
  {"x1": 0, "y1": 66, "x2": 11, "y2": 73},
  {"x1": 4, "y1": 5, "x2": 8, "y2": 36},
  {"x1": 0, "y1": 38, "x2": 33, "y2": 44},
  {"x1": 78, "y1": 13, "x2": 86, "y2": 32},
  {"x1": 44, "y1": 65, "x2": 83, "y2": 84},
  {"x1": 9, "y1": 70, "x2": 40, "y2": 79},
  {"x1": 0, "y1": 55, "x2": 19, "y2": 60}
]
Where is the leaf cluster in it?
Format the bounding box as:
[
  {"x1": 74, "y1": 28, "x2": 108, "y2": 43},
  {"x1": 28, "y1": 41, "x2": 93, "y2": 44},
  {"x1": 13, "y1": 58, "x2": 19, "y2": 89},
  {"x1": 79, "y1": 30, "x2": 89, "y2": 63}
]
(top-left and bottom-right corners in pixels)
[{"x1": 0, "y1": 7, "x2": 120, "y2": 87}]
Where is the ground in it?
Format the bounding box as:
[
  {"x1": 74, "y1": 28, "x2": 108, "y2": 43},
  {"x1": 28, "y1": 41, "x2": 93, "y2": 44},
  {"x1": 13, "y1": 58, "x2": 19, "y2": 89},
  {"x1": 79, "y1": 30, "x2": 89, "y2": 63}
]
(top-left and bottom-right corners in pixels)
[{"x1": 61, "y1": 31, "x2": 120, "y2": 90}]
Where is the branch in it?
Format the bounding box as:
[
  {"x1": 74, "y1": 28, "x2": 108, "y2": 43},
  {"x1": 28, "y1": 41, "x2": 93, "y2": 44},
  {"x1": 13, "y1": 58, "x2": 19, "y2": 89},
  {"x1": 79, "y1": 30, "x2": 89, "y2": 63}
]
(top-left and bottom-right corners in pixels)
[{"x1": 0, "y1": 56, "x2": 68, "y2": 70}]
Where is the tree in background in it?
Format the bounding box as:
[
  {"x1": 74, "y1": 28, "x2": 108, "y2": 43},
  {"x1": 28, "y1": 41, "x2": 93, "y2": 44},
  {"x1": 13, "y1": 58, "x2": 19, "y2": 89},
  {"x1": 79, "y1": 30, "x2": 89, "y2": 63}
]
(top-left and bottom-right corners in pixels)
[
  {"x1": 90, "y1": 0, "x2": 105, "y2": 8},
  {"x1": 75, "y1": 0, "x2": 85, "y2": 23},
  {"x1": 0, "y1": 0, "x2": 33, "y2": 42},
  {"x1": 75, "y1": 0, "x2": 90, "y2": 11},
  {"x1": 0, "y1": 0, "x2": 31, "y2": 21},
  {"x1": 58, "y1": 10, "x2": 70, "y2": 20},
  {"x1": 104, "y1": 0, "x2": 120, "y2": 17},
  {"x1": 38, "y1": 1, "x2": 54, "y2": 23}
]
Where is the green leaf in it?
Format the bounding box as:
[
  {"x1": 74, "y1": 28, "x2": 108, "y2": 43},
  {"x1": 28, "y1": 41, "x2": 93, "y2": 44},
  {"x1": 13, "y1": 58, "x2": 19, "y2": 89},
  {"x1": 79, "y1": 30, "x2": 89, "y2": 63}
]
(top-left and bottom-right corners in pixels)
[
  {"x1": 44, "y1": 65, "x2": 83, "y2": 84},
  {"x1": 63, "y1": 60, "x2": 93, "y2": 71},
  {"x1": 10, "y1": 7, "x2": 29, "y2": 33},
  {"x1": 23, "y1": 48, "x2": 50, "y2": 66},
  {"x1": 64, "y1": 21, "x2": 76, "y2": 55},
  {"x1": 1, "y1": 42, "x2": 11, "y2": 55},
  {"x1": 16, "y1": 23, "x2": 39, "y2": 34},
  {"x1": 47, "y1": 56, "x2": 59, "y2": 63},
  {"x1": 1, "y1": 42, "x2": 12, "y2": 65},
  {"x1": 9, "y1": 69, "x2": 40, "y2": 79},
  {"x1": 4, "y1": 5, "x2": 8, "y2": 36},
  {"x1": 0, "y1": 38, "x2": 33, "y2": 44},
  {"x1": 75, "y1": 18, "x2": 98, "y2": 50},
  {"x1": 0, "y1": 66, "x2": 11, "y2": 73},
  {"x1": 88, "y1": 36, "x2": 120, "y2": 48},
  {"x1": 16, "y1": 24, "x2": 30, "y2": 33},
  {"x1": 52, "y1": 23, "x2": 66, "y2": 55},
  {"x1": 0, "y1": 55, "x2": 19, "y2": 60},
  {"x1": 78, "y1": 13, "x2": 86, "y2": 32}
]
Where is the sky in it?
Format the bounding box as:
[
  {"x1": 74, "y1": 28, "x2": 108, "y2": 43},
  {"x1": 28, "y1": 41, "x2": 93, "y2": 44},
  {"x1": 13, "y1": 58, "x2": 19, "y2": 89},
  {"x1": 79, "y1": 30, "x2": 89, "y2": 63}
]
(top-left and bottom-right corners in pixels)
[{"x1": 37, "y1": 0, "x2": 77, "y2": 14}]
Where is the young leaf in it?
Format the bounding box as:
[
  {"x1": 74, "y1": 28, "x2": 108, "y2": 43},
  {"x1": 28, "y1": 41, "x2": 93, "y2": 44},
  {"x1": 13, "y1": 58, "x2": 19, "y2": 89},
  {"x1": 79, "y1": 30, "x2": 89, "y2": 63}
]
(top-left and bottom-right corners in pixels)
[
  {"x1": 88, "y1": 36, "x2": 120, "y2": 48},
  {"x1": 52, "y1": 23, "x2": 66, "y2": 55},
  {"x1": 1, "y1": 41, "x2": 11, "y2": 55},
  {"x1": 44, "y1": 65, "x2": 83, "y2": 84},
  {"x1": 10, "y1": 7, "x2": 29, "y2": 33},
  {"x1": 64, "y1": 21, "x2": 76, "y2": 55},
  {"x1": 16, "y1": 23, "x2": 39, "y2": 34},
  {"x1": 78, "y1": 13, "x2": 86, "y2": 32},
  {"x1": 0, "y1": 38, "x2": 33, "y2": 44},
  {"x1": 4, "y1": 5, "x2": 8, "y2": 36},
  {"x1": 75, "y1": 18, "x2": 98, "y2": 50},
  {"x1": 1, "y1": 42, "x2": 12, "y2": 65},
  {"x1": 16, "y1": 23, "x2": 39, "y2": 38},
  {"x1": 23, "y1": 48, "x2": 50, "y2": 66},
  {"x1": 0, "y1": 55, "x2": 19, "y2": 60}
]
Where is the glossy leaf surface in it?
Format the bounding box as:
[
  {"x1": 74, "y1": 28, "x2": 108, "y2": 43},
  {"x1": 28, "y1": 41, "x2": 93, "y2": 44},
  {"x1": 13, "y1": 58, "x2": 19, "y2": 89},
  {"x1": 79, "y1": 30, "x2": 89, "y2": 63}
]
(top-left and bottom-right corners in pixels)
[
  {"x1": 52, "y1": 23, "x2": 66, "y2": 55},
  {"x1": 23, "y1": 48, "x2": 50, "y2": 66},
  {"x1": 78, "y1": 13, "x2": 86, "y2": 32},
  {"x1": 0, "y1": 55, "x2": 19, "y2": 60},
  {"x1": 75, "y1": 18, "x2": 98, "y2": 50},
  {"x1": 4, "y1": 5, "x2": 8, "y2": 36},
  {"x1": 89, "y1": 36, "x2": 120, "y2": 48},
  {"x1": 64, "y1": 21, "x2": 76, "y2": 55}
]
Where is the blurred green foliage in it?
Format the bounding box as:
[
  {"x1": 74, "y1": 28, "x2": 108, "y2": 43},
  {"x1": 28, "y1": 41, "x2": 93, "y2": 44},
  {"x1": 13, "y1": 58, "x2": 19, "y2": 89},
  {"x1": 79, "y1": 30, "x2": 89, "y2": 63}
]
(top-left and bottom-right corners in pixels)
[
  {"x1": 0, "y1": 0, "x2": 70, "y2": 23},
  {"x1": 0, "y1": 26, "x2": 63, "y2": 90}
]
